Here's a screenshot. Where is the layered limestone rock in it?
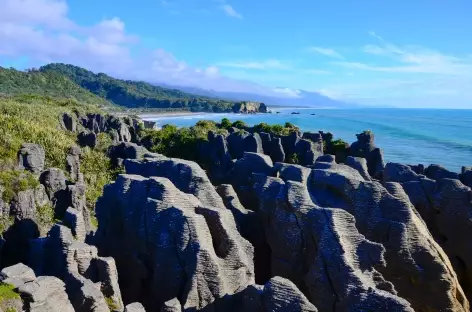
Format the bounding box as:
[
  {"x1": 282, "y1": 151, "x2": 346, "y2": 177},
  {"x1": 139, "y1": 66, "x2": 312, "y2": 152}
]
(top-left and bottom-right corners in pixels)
[
  {"x1": 312, "y1": 162, "x2": 468, "y2": 311},
  {"x1": 384, "y1": 162, "x2": 472, "y2": 304},
  {"x1": 95, "y1": 174, "x2": 255, "y2": 311},
  {"x1": 124, "y1": 155, "x2": 226, "y2": 209},
  {"x1": 0, "y1": 263, "x2": 75, "y2": 312},
  {"x1": 18, "y1": 143, "x2": 45, "y2": 174},
  {"x1": 349, "y1": 131, "x2": 385, "y2": 178},
  {"x1": 253, "y1": 174, "x2": 413, "y2": 311}
]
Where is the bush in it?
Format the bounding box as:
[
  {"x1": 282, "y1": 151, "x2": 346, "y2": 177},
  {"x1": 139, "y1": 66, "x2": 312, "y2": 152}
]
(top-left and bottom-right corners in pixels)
[
  {"x1": 286, "y1": 153, "x2": 299, "y2": 164},
  {"x1": 220, "y1": 118, "x2": 232, "y2": 129},
  {"x1": 232, "y1": 120, "x2": 247, "y2": 128},
  {"x1": 0, "y1": 170, "x2": 39, "y2": 203},
  {"x1": 0, "y1": 283, "x2": 20, "y2": 305}
]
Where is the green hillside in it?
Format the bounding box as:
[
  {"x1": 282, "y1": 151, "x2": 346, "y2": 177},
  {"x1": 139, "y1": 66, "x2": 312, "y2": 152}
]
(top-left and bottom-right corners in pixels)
[
  {"x1": 0, "y1": 67, "x2": 109, "y2": 106},
  {"x1": 39, "y1": 63, "x2": 237, "y2": 112}
]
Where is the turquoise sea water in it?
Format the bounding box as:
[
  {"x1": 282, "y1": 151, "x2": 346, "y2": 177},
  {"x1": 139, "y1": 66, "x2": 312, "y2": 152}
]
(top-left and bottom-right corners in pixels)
[{"x1": 144, "y1": 108, "x2": 472, "y2": 172}]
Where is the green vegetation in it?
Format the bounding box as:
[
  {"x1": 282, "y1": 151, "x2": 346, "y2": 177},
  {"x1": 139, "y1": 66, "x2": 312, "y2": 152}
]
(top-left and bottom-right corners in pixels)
[
  {"x1": 0, "y1": 95, "x2": 118, "y2": 211},
  {"x1": 252, "y1": 122, "x2": 299, "y2": 136},
  {"x1": 39, "y1": 63, "x2": 240, "y2": 112},
  {"x1": 0, "y1": 170, "x2": 39, "y2": 202},
  {"x1": 0, "y1": 216, "x2": 15, "y2": 235},
  {"x1": 105, "y1": 296, "x2": 119, "y2": 311},
  {"x1": 36, "y1": 203, "x2": 56, "y2": 227},
  {"x1": 0, "y1": 67, "x2": 108, "y2": 107},
  {"x1": 286, "y1": 153, "x2": 299, "y2": 164},
  {"x1": 0, "y1": 283, "x2": 20, "y2": 304},
  {"x1": 232, "y1": 120, "x2": 248, "y2": 128},
  {"x1": 220, "y1": 118, "x2": 232, "y2": 129}
]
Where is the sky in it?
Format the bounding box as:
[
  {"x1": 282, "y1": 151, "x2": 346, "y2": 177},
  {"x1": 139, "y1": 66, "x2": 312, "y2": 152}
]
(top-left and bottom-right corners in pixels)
[{"x1": 1, "y1": 0, "x2": 472, "y2": 108}]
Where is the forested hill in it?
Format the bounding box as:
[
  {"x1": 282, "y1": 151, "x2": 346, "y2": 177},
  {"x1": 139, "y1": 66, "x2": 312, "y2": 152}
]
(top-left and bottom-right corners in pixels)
[
  {"x1": 0, "y1": 66, "x2": 109, "y2": 106},
  {"x1": 39, "y1": 63, "x2": 263, "y2": 112},
  {"x1": 0, "y1": 63, "x2": 267, "y2": 113}
]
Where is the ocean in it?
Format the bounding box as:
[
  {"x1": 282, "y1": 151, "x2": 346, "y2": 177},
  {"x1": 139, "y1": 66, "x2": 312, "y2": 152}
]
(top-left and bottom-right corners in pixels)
[{"x1": 143, "y1": 108, "x2": 472, "y2": 172}]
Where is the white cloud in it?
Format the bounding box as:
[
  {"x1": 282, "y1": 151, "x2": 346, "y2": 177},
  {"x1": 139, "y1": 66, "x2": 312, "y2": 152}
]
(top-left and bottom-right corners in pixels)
[
  {"x1": 221, "y1": 4, "x2": 243, "y2": 19},
  {"x1": 306, "y1": 47, "x2": 344, "y2": 59}
]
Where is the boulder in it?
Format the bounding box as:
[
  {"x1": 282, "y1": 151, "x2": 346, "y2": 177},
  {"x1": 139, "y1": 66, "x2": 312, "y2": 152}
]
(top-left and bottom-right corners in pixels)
[
  {"x1": 259, "y1": 132, "x2": 272, "y2": 155},
  {"x1": 62, "y1": 113, "x2": 77, "y2": 132},
  {"x1": 10, "y1": 189, "x2": 37, "y2": 220},
  {"x1": 0, "y1": 263, "x2": 36, "y2": 288},
  {"x1": 161, "y1": 299, "x2": 181, "y2": 312},
  {"x1": 311, "y1": 163, "x2": 468, "y2": 311},
  {"x1": 39, "y1": 168, "x2": 68, "y2": 218},
  {"x1": 108, "y1": 142, "x2": 149, "y2": 167},
  {"x1": 243, "y1": 133, "x2": 264, "y2": 154},
  {"x1": 295, "y1": 139, "x2": 321, "y2": 166},
  {"x1": 95, "y1": 174, "x2": 254, "y2": 311},
  {"x1": 231, "y1": 152, "x2": 275, "y2": 188},
  {"x1": 18, "y1": 143, "x2": 45, "y2": 174},
  {"x1": 270, "y1": 137, "x2": 285, "y2": 163},
  {"x1": 425, "y1": 164, "x2": 460, "y2": 181},
  {"x1": 18, "y1": 275, "x2": 75, "y2": 312},
  {"x1": 383, "y1": 162, "x2": 419, "y2": 183},
  {"x1": 77, "y1": 130, "x2": 97, "y2": 149}
]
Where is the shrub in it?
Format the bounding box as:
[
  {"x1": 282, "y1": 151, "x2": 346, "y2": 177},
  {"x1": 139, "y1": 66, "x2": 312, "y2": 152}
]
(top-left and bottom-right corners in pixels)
[
  {"x1": 0, "y1": 170, "x2": 39, "y2": 203},
  {"x1": 220, "y1": 118, "x2": 232, "y2": 129},
  {"x1": 105, "y1": 296, "x2": 119, "y2": 311},
  {"x1": 286, "y1": 153, "x2": 299, "y2": 164},
  {"x1": 0, "y1": 283, "x2": 20, "y2": 304},
  {"x1": 232, "y1": 120, "x2": 247, "y2": 128}
]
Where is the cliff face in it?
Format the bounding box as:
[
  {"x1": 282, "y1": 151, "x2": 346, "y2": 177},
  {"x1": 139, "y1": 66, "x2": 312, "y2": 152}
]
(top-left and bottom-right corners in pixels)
[{"x1": 232, "y1": 101, "x2": 268, "y2": 113}]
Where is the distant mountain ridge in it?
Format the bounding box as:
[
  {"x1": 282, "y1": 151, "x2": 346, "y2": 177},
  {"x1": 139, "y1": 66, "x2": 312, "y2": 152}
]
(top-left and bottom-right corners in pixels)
[{"x1": 160, "y1": 84, "x2": 359, "y2": 109}]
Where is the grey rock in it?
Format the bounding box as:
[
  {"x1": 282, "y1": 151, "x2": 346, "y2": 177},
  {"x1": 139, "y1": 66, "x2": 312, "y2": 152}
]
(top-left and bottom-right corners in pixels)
[
  {"x1": 383, "y1": 162, "x2": 419, "y2": 183},
  {"x1": 109, "y1": 142, "x2": 148, "y2": 166},
  {"x1": 259, "y1": 132, "x2": 272, "y2": 155},
  {"x1": 160, "y1": 299, "x2": 181, "y2": 312},
  {"x1": 205, "y1": 132, "x2": 233, "y2": 183},
  {"x1": 315, "y1": 154, "x2": 335, "y2": 163},
  {"x1": 302, "y1": 132, "x2": 323, "y2": 143},
  {"x1": 345, "y1": 156, "x2": 371, "y2": 180},
  {"x1": 62, "y1": 113, "x2": 77, "y2": 132},
  {"x1": 349, "y1": 131, "x2": 385, "y2": 178},
  {"x1": 227, "y1": 131, "x2": 249, "y2": 159},
  {"x1": 10, "y1": 189, "x2": 36, "y2": 220},
  {"x1": 95, "y1": 174, "x2": 254, "y2": 311},
  {"x1": 40, "y1": 168, "x2": 68, "y2": 218},
  {"x1": 143, "y1": 120, "x2": 156, "y2": 129},
  {"x1": 295, "y1": 139, "x2": 322, "y2": 166},
  {"x1": 125, "y1": 156, "x2": 226, "y2": 209},
  {"x1": 425, "y1": 164, "x2": 460, "y2": 181},
  {"x1": 311, "y1": 163, "x2": 468, "y2": 311},
  {"x1": 270, "y1": 137, "x2": 285, "y2": 163},
  {"x1": 34, "y1": 184, "x2": 49, "y2": 208},
  {"x1": 244, "y1": 133, "x2": 264, "y2": 154},
  {"x1": 275, "y1": 162, "x2": 312, "y2": 183},
  {"x1": 63, "y1": 207, "x2": 86, "y2": 242},
  {"x1": 78, "y1": 130, "x2": 97, "y2": 148},
  {"x1": 281, "y1": 131, "x2": 300, "y2": 156},
  {"x1": 253, "y1": 176, "x2": 413, "y2": 311},
  {"x1": 66, "y1": 146, "x2": 81, "y2": 182},
  {"x1": 231, "y1": 152, "x2": 275, "y2": 188},
  {"x1": 461, "y1": 166, "x2": 472, "y2": 187},
  {"x1": 96, "y1": 257, "x2": 124, "y2": 311},
  {"x1": 18, "y1": 143, "x2": 45, "y2": 174},
  {"x1": 0, "y1": 263, "x2": 36, "y2": 288},
  {"x1": 18, "y1": 276, "x2": 75, "y2": 312}
]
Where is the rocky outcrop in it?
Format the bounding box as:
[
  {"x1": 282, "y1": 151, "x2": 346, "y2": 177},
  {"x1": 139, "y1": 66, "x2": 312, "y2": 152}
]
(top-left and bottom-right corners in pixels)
[
  {"x1": 270, "y1": 137, "x2": 285, "y2": 163},
  {"x1": 1, "y1": 263, "x2": 75, "y2": 312},
  {"x1": 462, "y1": 166, "x2": 472, "y2": 187},
  {"x1": 232, "y1": 102, "x2": 267, "y2": 114},
  {"x1": 108, "y1": 142, "x2": 149, "y2": 167},
  {"x1": 126, "y1": 302, "x2": 146, "y2": 312},
  {"x1": 425, "y1": 164, "x2": 460, "y2": 180},
  {"x1": 312, "y1": 163, "x2": 468, "y2": 311},
  {"x1": 227, "y1": 131, "x2": 248, "y2": 159},
  {"x1": 95, "y1": 174, "x2": 254, "y2": 311},
  {"x1": 29, "y1": 224, "x2": 123, "y2": 312},
  {"x1": 349, "y1": 131, "x2": 385, "y2": 178},
  {"x1": 345, "y1": 156, "x2": 371, "y2": 180},
  {"x1": 253, "y1": 175, "x2": 414, "y2": 311},
  {"x1": 66, "y1": 146, "x2": 82, "y2": 182},
  {"x1": 78, "y1": 130, "x2": 97, "y2": 149},
  {"x1": 243, "y1": 133, "x2": 264, "y2": 154},
  {"x1": 62, "y1": 113, "x2": 77, "y2": 133},
  {"x1": 18, "y1": 143, "x2": 45, "y2": 174},
  {"x1": 204, "y1": 131, "x2": 233, "y2": 183}
]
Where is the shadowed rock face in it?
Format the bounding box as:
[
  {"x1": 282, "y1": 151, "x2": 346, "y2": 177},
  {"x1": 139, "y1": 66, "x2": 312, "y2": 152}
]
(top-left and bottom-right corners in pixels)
[
  {"x1": 95, "y1": 174, "x2": 255, "y2": 311},
  {"x1": 312, "y1": 163, "x2": 468, "y2": 312}
]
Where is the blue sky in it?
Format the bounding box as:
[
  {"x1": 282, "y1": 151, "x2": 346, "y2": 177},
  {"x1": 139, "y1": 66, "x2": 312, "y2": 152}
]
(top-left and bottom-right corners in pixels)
[{"x1": 1, "y1": 0, "x2": 472, "y2": 108}]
